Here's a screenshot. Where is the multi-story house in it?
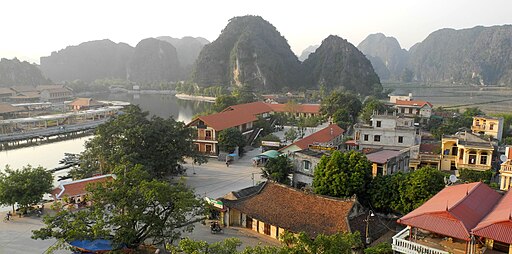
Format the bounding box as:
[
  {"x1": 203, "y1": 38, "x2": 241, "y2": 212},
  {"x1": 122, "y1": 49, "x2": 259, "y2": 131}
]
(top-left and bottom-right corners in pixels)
[
  {"x1": 38, "y1": 85, "x2": 74, "y2": 103},
  {"x1": 393, "y1": 99, "x2": 433, "y2": 122},
  {"x1": 0, "y1": 88, "x2": 14, "y2": 102},
  {"x1": 440, "y1": 131, "x2": 494, "y2": 171},
  {"x1": 290, "y1": 149, "x2": 325, "y2": 188},
  {"x1": 354, "y1": 112, "x2": 421, "y2": 151},
  {"x1": 280, "y1": 123, "x2": 345, "y2": 154},
  {"x1": 500, "y1": 146, "x2": 512, "y2": 191},
  {"x1": 365, "y1": 149, "x2": 410, "y2": 177},
  {"x1": 471, "y1": 115, "x2": 504, "y2": 141}
]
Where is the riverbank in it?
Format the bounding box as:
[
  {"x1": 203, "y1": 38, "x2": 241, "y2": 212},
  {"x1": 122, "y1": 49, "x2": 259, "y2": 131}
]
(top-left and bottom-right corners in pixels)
[{"x1": 175, "y1": 93, "x2": 216, "y2": 102}]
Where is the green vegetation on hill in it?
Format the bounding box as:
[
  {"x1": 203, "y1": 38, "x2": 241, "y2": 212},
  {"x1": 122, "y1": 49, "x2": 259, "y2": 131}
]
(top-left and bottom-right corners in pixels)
[
  {"x1": 0, "y1": 58, "x2": 50, "y2": 86},
  {"x1": 128, "y1": 38, "x2": 181, "y2": 83}
]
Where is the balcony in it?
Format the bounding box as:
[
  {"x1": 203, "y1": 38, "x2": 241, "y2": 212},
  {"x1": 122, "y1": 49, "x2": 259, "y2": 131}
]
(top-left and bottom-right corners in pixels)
[
  {"x1": 393, "y1": 228, "x2": 450, "y2": 254},
  {"x1": 456, "y1": 161, "x2": 491, "y2": 171},
  {"x1": 196, "y1": 135, "x2": 217, "y2": 141},
  {"x1": 500, "y1": 162, "x2": 512, "y2": 173}
]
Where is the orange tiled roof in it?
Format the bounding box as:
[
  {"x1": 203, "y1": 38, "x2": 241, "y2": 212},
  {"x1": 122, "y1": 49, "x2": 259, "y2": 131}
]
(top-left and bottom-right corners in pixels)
[
  {"x1": 51, "y1": 175, "x2": 113, "y2": 199},
  {"x1": 0, "y1": 103, "x2": 23, "y2": 114},
  {"x1": 69, "y1": 98, "x2": 104, "y2": 107},
  {"x1": 191, "y1": 110, "x2": 258, "y2": 131},
  {"x1": 221, "y1": 182, "x2": 356, "y2": 237},
  {"x1": 395, "y1": 100, "x2": 433, "y2": 108},
  {"x1": 222, "y1": 101, "x2": 273, "y2": 115},
  {"x1": 282, "y1": 124, "x2": 344, "y2": 150},
  {"x1": 472, "y1": 190, "x2": 512, "y2": 244},
  {"x1": 266, "y1": 103, "x2": 320, "y2": 114}
]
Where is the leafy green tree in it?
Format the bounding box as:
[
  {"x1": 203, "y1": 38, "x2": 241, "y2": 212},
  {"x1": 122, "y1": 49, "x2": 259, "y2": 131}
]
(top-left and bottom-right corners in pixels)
[
  {"x1": 214, "y1": 95, "x2": 238, "y2": 112},
  {"x1": 284, "y1": 128, "x2": 298, "y2": 142},
  {"x1": 313, "y1": 150, "x2": 372, "y2": 198},
  {"x1": 253, "y1": 117, "x2": 274, "y2": 137},
  {"x1": 74, "y1": 105, "x2": 205, "y2": 179},
  {"x1": 261, "y1": 156, "x2": 293, "y2": 184},
  {"x1": 0, "y1": 165, "x2": 53, "y2": 213},
  {"x1": 397, "y1": 166, "x2": 445, "y2": 213},
  {"x1": 32, "y1": 164, "x2": 201, "y2": 250},
  {"x1": 458, "y1": 168, "x2": 493, "y2": 184},
  {"x1": 321, "y1": 91, "x2": 362, "y2": 129},
  {"x1": 364, "y1": 242, "x2": 393, "y2": 254},
  {"x1": 360, "y1": 97, "x2": 388, "y2": 123},
  {"x1": 168, "y1": 237, "x2": 241, "y2": 254},
  {"x1": 233, "y1": 84, "x2": 256, "y2": 104},
  {"x1": 218, "y1": 128, "x2": 246, "y2": 154},
  {"x1": 368, "y1": 173, "x2": 405, "y2": 213},
  {"x1": 261, "y1": 134, "x2": 281, "y2": 142}
]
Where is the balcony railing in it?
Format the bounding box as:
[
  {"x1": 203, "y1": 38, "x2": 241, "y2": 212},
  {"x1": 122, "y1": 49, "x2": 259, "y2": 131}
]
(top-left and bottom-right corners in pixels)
[
  {"x1": 196, "y1": 136, "x2": 217, "y2": 141},
  {"x1": 500, "y1": 163, "x2": 512, "y2": 173},
  {"x1": 456, "y1": 162, "x2": 490, "y2": 170},
  {"x1": 392, "y1": 228, "x2": 449, "y2": 254}
]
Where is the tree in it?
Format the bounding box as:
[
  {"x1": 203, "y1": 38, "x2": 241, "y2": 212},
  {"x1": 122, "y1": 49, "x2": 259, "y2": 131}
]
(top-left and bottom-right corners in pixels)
[
  {"x1": 261, "y1": 134, "x2": 281, "y2": 142},
  {"x1": 32, "y1": 164, "x2": 202, "y2": 250},
  {"x1": 458, "y1": 168, "x2": 493, "y2": 184},
  {"x1": 320, "y1": 91, "x2": 362, "y2": 129},
  {"x1": 233, "y1": 84, "x2": 256, "y2": 104},
  {"x1": 397, "y1": 166, "x2": 445, "y2": 213},
  {"x1": 0, "y1": 165, "x2": 53, "y2": 213},
  {"x1": 261, "y1": 156, "x2": 293, "y2": 184},
  {"x1": 368, "y1": 173, "x2": 405, "y2": 213},
  {"x1": 218, "y1": 128, "x2": 246, "y2": 154},
  {"x1": 73, "y1": 105, "x2": 205, "y2": 179},
  {"x1": 364, "y1": 242, "x2": 393, "y2": 254},
  {"x1": 313, "y1": 150, "x2": 372, "y2": 198},
  {"x1": 213, "y1": 95, "x2": 238, "y2": 112},
  {"x1": 284, "y1": 127, "x2": 298, "y2": 142},
  {"x1": 168, "y1": 237, "x2": 242, "y2": 254},
  {"x1": 360, "y1": 97, "x2": 388, "y2": 123}
]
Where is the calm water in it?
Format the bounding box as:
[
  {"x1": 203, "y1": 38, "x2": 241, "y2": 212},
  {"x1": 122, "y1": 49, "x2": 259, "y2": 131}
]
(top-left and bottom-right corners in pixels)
[{"x1": 0, "y1": 93, "x2": 210, "y2": 183}]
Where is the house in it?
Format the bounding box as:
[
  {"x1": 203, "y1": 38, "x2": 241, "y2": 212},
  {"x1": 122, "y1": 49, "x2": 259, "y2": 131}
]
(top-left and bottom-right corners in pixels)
[
  {"x1": 9, "y1": 91, "x2": 40, "y2": 103},
  {"x1": 471, "y1": 115, "x2": 504, "y2": 141},
  {"x1": 354, "y1": 112, "x2": 421, "y2": 151},
  {"x1": 393, "y1": 182, "x2": 503, "y2": 254},
  {"x1": 440, "y1": 131, "x2": 494, "y2": 171},
  {"x1": 222, "y1": 101, "x2": 273, "y2": 117},
  {"x1": 68, "y1": 98, "x2": 106, "y2": 111},
  {"x1": 472, "y1": 190, "x2": 512, "y2": 253},
  {"x1": 51, "y1": 174, "x2": 114, "y2": 203},
  {"x1": 365, "y1": 149, "x2": 410, "y2": 177},
  {"x1": 393, "y1": 99, "x2": 433, "y2": 121},
  {"x1": 0, "y1": 102, "x2": 24, "y2": 120},
  {"x1": 290, "y1": 149, "x2": 326, "y2": 188},
  {"x1": 389, "y1": 93, "x2": 413, "y2": 103},
  {"x1": 408, "y1": 143, "x2": 442, "y2": 170},
  {"x1": 39, "y1": 87, "x2": 74, "y2": 103},
  {"x1": 0, "y1": 87, "x2": 14, "y2": 102},
  {"x1": 499, "y1": 146, "x2": 512, "y2": 191},
  {"x1": 219, "y1": 182, "x2": 364, "y2": 240},
  {"x1": 279, "y1": 124, "x2": 345, "y2": 154}
]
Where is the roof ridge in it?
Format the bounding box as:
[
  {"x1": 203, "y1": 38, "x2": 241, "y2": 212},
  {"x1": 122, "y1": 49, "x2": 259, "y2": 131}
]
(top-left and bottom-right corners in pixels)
[{"x1": 447, "y1": 182, "x2": 481, "y2": 212}]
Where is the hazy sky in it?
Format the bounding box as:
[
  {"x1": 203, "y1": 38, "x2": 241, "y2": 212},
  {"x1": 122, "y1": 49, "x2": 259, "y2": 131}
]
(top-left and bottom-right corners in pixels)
[{"x1": 2, "y1": 0, "x2": 512, "y2": 64}]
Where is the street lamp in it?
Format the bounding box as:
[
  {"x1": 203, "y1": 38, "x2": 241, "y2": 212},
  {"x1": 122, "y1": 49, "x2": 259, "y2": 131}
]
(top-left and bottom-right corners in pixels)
[{"x1": 365, "y1": 210, "x2": 375, "y2": 245}]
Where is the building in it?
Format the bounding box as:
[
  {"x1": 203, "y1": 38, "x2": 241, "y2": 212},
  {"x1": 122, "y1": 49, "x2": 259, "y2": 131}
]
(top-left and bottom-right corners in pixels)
[
  {"x1": 440, "y1": 131, "x2": 494, "y2": 171},
  {"x1": 290, "y1": 149, "x2": 326, "y2": 188},
  {"x1": 266, "y1": 103, "x2": 321, "y2": 118},
  {"x1": 408, "y1": 143, "x2": 442, "y2": 170},
  {"x1": 68, "y1": 98, "x2": 106, "y2": 111},
  {"x1": 0, "y1": 87, "x2": 14, "y2": 102},
  {"x1": 279, "y1": 124, "x2": 345, "y2": 154},
  {"x1": 393, "y1": 182, "x2": 503, "y2": 254},
  {"x1": 354, "y1": 112, "x2": 420, "y2": 151},
  {"x1": 40, "y1": 87, "x2": 74, "y2": 103},
  {"x1": 51, "y1": 174, "x2": 114, "y2": 203},
  {"x1": 389, "y1": 93, "x2": 413, "y2": 103},
  {"x1": 393, "y1": 100, "x2": 433, "y2": 121},
  {"x1": 365, "y1": 149, "x2": 410, "y2": 177},
  {"x1": 9, "y1": 91, "x2": 40, "y2": 103},
  {"x1": 219, "y1": 182, "x2": 364, "y2": 240},
  {"x1": 471, "y1": 115, "x2": 504, "y2": 141},
  {"x1": 499, "y1": 146, "x2": 512, "y2": 191},
  {"x1": 0, "y1": 102, "x2": 24, "y2": 120}
]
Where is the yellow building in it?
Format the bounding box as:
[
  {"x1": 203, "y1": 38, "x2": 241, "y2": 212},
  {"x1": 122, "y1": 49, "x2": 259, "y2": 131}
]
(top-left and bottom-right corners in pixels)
[
  {"x1": 500, "y1": 146, "x2": 512, "y2": 191},
  {"x1": 471, "y1": 115, "x2": 504, "y2": 141},
  {"x1": 440, "y1": 131, "x2": 494, "y2": 171}
]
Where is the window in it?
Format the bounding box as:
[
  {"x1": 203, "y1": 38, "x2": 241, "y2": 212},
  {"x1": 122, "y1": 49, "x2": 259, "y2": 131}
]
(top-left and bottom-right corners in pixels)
[
  {"x1": 303, "y1": 160, "x2": 311, "y2": 171},
  {"x1": 374, "y1": 135, "x2": 381, "y2": 142},
  {"x1": 469, "y1": 151, "x2": 477, "y2": 164},
  {"x1": 376, "y1": 121, "x2": 382, "y2": 127},
  {"x1": 480, "y1": 152, "x2": 488, "y2": 165},
  {"x1": 364, "y1": 134, "x2": 369, "y2": 141},
  {"x1": 489, "y1": 123, "x2": 494, "y2": 130},
  {"x1": 398, "y1": 136, "x2": 404, "y2": 143},
  {"x1": 409, "y1": 108, "x2": 413, "y2": 114},
  {"x1": 264, "y1": 223, "x2": 271, "y2": 235},
  {"x1": 205, "y1": 144, "x2": 212, "y2": 153},
  {"x1": 205, "y1": 130, "x2": 212, "y2": 140}
]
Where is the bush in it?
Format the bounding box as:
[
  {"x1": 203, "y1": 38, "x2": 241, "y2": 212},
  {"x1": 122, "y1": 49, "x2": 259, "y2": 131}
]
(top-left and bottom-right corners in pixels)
[{"x1": 458, "y1": 168, "x2": 493, "y2": 184}]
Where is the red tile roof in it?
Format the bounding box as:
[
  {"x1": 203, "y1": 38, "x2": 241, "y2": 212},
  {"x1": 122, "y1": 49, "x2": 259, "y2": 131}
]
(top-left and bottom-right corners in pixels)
[
  {"x1": 51, "y1": 175, "x2": 113, "y2": 199},
  {"x1": 395, "y1": 100, "x2": 433, "y2": 108},
  {"x1": 191, "y1": 110, "x2": 258, "y2": 131},
  {"x1": 221, "y1": 182, "x2": 357, "y2": 237},
  {"x1": 472, "y1": 190, "x2": 512, "y2": 244},
  {"x1": 266, "y1": 103, "x2": 321, "y2": 114},
  {"x1": 281, "y1": 124, "x2": 344, "y2": 150},
  {"x1": 222, "y1": 101, "x2": 273, "y2": 115},
  {"x1": 366, "y1": 150, "x2": 402, "y2": 164},
  {"x1": 69, "y1": 98, "x2": 105, "y2": 107},
  {"x1": 398, "y1": 182, "x2": 501, "y2": 241}
]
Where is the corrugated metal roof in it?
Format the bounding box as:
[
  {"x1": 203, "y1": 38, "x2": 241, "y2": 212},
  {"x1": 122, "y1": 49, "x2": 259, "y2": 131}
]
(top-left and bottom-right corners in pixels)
[
  {"x1": 365, "y1": 150, "x2": 402, "y2": 164},
  {"x1": 398, "y1": 182, "x2": 501, "y2": 241},
  {"x1": 472, "y1": 190, "x2": 512, "y2": 243}
]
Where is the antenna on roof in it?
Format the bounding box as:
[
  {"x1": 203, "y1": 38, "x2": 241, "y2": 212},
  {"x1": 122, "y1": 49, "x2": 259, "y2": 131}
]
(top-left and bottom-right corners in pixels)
[
  {"x1": 501, "y1": 155, "x2": 508, "y2": 163},
  {"x1": 449, "y1": 175, "x2": 458, "y2": 184}
]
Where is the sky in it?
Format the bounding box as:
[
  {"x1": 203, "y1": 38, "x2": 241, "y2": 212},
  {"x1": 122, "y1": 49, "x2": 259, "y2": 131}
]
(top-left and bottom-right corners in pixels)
[{"x1": 2, "y1": 0, "x2": 512, "y2": 64}]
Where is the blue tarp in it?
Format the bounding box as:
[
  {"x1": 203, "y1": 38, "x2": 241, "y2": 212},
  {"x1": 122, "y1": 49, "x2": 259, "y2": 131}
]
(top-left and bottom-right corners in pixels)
[{"x1": 69, "y1": 239, "x2": 116, "y2": 252}]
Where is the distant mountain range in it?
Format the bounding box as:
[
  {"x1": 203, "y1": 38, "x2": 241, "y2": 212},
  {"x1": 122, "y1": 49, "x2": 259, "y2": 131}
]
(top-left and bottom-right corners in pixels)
[{"x1": 3, "y1": 19, "x2": 512, "y2": 90}]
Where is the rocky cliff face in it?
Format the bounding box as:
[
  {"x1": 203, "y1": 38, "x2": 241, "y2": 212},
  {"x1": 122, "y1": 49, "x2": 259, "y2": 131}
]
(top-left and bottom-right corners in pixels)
[
  {"x1": 303, "y1": 35, "x2": 382, "y2": 95},
  {"x1": 191, "y1": 15, "x2": 303, "y2": 91},
  {"x1": 0, "y1": 58, "x2": 50, "y2": 86},
  {"x1": 357, "y1": 33, "x2": 408, "y2": 81},
  {"x1": 156, "y1": 36, "x2": 209, "y2": 67},
  {"x1": 40, "y1": 39, "x2": 134, "y2": 82},
  {"x1": 408, "y1": 25, "x2": 512, "y2": 86},
  {"x1": 127, "y1": 38, "x2": 181, "y2": 83},
  {"x1": 298, "y1": 45, "x2": 319, "y2": 62}
]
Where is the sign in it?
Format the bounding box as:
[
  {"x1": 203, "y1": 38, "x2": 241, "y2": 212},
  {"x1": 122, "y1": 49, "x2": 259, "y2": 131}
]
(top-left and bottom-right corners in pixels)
[
  {"x1": 261, "y1": 141, "x2": 281, "y2": 147},
  {"x1": 204, "y1": 197, "x2": 223, "y2": 209},
  {"x1": 309, "y1": 145, "x2": 336, "y2": 151}
]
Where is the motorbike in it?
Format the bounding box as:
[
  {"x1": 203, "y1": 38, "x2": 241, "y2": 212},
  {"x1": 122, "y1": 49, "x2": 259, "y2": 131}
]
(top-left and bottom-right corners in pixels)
[{"x1": 210, "y1": 221, "x2": 223, "y2": 234}]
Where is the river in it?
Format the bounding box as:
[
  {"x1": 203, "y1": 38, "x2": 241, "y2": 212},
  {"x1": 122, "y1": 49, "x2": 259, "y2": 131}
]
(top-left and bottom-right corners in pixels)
[{"x1": 0, "y1": 93, "x2": 211, "y2": 190}]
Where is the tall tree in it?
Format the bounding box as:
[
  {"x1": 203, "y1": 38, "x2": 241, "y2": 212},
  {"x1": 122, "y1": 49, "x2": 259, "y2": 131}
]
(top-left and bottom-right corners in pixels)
[
  {"x1": 218, "y1": 128, "x2": 246, "y2": 154},
  {"x1": 0, "y1": 165, "x2": 53, "y2": 213},
  {"x1": 313, "y1": 150, "x2": 372, "y2": 198},
  {"x1": 261, "y1": 156, "x2": 293, "y2": 184},
  {"x1": 320, "y1": 91, "x2": 362, "y2": 129},
  {"x1": 73, "y1": 105, "x2": 205, "y2": 179},
  {"x1": 397, "y1": 166, "x2": 445, "y2": 213},
  {"x1": 360, "y1": 96, "x2": 388, "y2": 123},
  {"x1": 32, "y1": 164, "x2": 202, "y2": 250},
  {"x1": 213, "y1": 95, "x2": 238, "y2": 112}
]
